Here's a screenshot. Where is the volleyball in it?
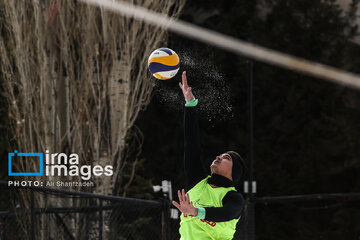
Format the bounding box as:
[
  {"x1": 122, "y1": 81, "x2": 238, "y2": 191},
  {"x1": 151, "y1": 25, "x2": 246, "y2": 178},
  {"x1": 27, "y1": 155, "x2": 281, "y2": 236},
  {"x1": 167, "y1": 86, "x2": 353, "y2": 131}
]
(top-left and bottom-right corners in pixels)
[{"x1": 148, "y1": 48, "x2": 180, "y2": 80}]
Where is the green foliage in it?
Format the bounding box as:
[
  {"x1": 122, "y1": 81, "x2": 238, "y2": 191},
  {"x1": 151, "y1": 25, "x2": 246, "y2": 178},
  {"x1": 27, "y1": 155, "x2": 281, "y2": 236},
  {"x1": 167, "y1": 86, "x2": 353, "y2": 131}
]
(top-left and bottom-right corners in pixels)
[{"x1": 119, "y1": 157, "x2": 156, "y2": 200}]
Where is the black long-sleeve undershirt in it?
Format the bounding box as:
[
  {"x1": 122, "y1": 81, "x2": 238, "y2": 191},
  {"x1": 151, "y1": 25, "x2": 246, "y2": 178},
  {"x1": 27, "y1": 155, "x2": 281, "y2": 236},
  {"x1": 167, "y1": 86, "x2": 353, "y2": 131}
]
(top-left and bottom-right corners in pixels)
[
  {"x1": 204, "y1": 191, "x2": 244, "y2": 222},
  {"x1": 184, "y1": 107, "x2": 244, "y2": 222},
  {"x1": 184, "y1": 107, "x2": 206, "y2": 190}
]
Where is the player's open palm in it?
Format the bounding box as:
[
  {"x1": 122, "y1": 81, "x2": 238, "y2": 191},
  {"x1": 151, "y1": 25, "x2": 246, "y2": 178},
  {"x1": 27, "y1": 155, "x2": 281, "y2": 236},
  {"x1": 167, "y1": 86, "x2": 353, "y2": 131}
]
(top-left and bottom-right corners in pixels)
[
  {"x1": 172, "y1": 189, "x2": 197, "y2": 216},
  {"x1": 179, "y1": 71, "x2": 195, "y2": 101}
]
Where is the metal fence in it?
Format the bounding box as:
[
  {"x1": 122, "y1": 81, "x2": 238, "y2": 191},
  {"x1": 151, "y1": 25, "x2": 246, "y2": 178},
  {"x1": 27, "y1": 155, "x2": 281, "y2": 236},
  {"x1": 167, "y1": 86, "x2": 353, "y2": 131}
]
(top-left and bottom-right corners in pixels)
[
  {"x1": 2, "y1": 181, "x2": 359, "y2": 240},
  {"x1": 0, "y1": 181, "x2": 248, "y2": 240},
  {"x1": 0, "y1": 181, "x2": 182, "y2": 240}
]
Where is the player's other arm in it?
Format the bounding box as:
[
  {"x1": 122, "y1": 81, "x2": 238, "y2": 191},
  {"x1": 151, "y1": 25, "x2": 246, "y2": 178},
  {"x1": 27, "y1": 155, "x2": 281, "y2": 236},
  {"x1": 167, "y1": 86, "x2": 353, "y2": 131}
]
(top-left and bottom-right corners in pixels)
[
  {"x1": 201, "y1": 191, "x2": 244, "y2": 222},
  {"x1": 172, "y1": 190, "x2": 244, "y2": 222}
]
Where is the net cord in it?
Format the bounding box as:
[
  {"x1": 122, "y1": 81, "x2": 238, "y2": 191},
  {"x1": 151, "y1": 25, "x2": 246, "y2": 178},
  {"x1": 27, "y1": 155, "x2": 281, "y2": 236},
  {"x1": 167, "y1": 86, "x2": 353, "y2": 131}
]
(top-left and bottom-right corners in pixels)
[{"x1": 80, "y1": 0, "x2": 360, "y2": 90}]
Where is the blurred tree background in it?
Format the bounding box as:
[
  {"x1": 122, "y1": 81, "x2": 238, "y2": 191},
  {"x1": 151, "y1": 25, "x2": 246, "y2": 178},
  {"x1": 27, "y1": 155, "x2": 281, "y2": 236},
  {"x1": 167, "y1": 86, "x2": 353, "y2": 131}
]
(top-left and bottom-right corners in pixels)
[{"x1": 0, "y1": 0, "x2": 184, "y2": 239}]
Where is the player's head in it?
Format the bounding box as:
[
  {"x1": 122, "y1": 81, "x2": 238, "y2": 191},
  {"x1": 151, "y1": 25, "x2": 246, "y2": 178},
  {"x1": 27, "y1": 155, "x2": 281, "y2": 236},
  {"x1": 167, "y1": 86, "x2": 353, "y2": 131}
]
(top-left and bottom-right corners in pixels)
[{"x1": 210, "y1": 151, "x2": 246, "y2": 182}]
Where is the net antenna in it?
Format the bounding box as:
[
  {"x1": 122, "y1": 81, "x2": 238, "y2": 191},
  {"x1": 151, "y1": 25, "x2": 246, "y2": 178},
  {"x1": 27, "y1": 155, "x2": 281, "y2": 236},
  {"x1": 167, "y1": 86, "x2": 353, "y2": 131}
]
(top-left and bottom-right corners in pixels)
[{"x1": 80, "y1": 0, "x2": 360, "y2": 89}]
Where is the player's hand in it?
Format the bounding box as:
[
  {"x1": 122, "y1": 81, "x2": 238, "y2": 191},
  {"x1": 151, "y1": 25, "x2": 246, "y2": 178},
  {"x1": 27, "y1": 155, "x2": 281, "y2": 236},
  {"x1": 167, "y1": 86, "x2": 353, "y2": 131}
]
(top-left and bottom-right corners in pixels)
[
  {"x1": 179, "y1": 71, "x2": 195, "y2": 101},
  {"x1": 172, "y1": 189, "x2": 198, "y2": 216}
]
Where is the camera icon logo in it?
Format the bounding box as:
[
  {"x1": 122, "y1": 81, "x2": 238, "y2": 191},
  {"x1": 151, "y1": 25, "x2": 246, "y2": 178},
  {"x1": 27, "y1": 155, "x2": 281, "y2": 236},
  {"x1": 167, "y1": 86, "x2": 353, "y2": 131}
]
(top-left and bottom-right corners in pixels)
[{"x1": 8, "y1": 150, "x2": 43, "y2": 176}]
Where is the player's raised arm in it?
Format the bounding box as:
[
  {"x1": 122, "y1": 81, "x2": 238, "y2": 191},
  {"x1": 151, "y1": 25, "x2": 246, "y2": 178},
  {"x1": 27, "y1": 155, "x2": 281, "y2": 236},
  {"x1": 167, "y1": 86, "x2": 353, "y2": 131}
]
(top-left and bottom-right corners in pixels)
[
  {"x1": 174, "y1": 71, "x2": 246, "y2": 240},
  {"x1": 179, "y1": 71, "x2": 206, "y2": 190}
]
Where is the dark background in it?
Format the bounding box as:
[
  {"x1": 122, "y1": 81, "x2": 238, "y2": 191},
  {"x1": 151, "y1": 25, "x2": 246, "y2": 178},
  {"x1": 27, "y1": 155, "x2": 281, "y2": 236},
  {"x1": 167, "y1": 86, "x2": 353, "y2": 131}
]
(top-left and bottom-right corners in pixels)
[
  {"x1": 134, "y1": 0, "x2": 360, "y2": 239},
  {"x1": 1, "y1": 0, "x2": 360, "y2": 239}
]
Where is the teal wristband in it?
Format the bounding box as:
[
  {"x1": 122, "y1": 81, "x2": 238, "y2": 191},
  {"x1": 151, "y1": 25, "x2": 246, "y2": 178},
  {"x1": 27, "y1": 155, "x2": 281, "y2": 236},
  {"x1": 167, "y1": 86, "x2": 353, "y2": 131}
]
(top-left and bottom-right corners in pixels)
[
  {"x1": 185, "y1": 98, "x2": 198, "y2": 107},
  {"x1": 196, "y1": 207, "x2": 206, "y2": 219}
]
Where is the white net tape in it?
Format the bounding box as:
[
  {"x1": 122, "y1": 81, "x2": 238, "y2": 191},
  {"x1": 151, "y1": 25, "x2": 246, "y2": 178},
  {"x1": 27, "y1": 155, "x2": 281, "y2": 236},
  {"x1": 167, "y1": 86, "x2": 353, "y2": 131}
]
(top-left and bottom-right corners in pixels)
[{"x1": 81, "y1": 0, "x2": 360, "y2": 90}]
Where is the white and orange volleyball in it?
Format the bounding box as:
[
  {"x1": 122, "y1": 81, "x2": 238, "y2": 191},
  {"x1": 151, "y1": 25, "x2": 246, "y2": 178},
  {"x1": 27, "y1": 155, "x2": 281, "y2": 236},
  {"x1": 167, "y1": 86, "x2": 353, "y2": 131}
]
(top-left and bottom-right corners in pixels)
[{"x1": 148, "y1": 48, "x2": 180, "y2": 80}]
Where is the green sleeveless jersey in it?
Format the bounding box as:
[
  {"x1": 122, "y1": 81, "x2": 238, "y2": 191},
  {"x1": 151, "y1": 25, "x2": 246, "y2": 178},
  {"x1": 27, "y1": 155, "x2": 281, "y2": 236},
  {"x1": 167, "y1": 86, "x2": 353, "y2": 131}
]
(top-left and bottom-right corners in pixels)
[{"x1": 179, "y1": 176, "x2": 239, "y2": 240}]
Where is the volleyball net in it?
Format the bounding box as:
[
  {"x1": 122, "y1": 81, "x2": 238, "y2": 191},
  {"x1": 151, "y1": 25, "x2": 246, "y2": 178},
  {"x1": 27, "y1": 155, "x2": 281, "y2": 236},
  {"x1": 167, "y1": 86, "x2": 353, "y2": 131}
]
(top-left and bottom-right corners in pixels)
[
  {"x1": 2, "y1": 1, "x2": 360, "y2": 239},
  {"x1": 72, "y1": 1, "x2": 360, "y2": 239},
  {"x1": 81, "y1": 0, "x2": 360, "y2": 90}
]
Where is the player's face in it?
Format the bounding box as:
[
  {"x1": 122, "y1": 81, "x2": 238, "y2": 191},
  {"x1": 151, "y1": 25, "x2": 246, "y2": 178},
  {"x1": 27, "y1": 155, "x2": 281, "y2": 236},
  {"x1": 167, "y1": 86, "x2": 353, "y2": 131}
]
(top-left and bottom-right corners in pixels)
[{"x1": 210, "y1": 153, "x2": 233, "y2": 180}]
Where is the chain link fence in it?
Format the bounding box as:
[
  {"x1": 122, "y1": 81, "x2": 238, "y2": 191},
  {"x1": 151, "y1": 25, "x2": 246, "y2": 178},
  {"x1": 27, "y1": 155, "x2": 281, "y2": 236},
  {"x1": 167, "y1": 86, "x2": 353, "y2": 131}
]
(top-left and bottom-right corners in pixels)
[
  {"x1": 0, "y1": 181, "x2": 250, "y2": 240},
  {"x1": 0, "y1": 181, "x2": 182, "y2": 240},
  {"x1": 2, "y1": 181, "x2": 358, "y2": 240}
]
